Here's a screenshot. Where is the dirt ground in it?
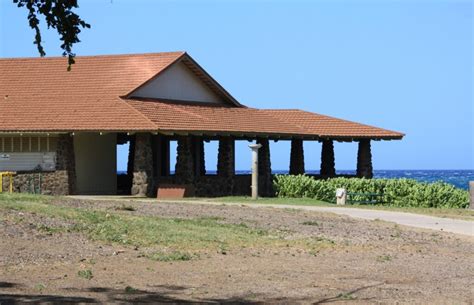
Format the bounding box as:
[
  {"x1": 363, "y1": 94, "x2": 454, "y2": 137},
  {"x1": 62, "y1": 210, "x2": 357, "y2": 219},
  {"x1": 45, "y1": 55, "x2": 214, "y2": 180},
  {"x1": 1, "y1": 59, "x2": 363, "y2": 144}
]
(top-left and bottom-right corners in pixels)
[{"x1": 1, "y1": 198, "x2": 473, "y2": 304}]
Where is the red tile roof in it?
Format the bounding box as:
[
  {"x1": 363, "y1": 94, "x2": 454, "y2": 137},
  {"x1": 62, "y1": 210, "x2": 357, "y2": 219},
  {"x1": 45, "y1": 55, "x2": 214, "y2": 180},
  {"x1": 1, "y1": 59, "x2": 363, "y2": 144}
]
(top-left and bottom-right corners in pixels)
[
  {"x1": 0, "y1": 52, "x2": 184, "y2": 132},
  {"x1": 126, "y1": 99, "x2": 309, "y2": 136},
  {"x1": 127, "y1": 99, "x2": 404, "y2": 139},
  {"x1": 0, "y1": 52, "x2": 403, "y2": 139},
  {"x1": 265, "y1": 110, "x2": 403, "y2": 139}
]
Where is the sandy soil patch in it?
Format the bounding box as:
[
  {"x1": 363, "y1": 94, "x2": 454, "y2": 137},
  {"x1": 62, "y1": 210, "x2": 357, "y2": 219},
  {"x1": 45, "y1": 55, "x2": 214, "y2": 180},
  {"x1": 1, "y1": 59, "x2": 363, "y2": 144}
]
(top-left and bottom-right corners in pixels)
[{"x1": 1, "y1": 198, "x2": 473, "y2": 304}]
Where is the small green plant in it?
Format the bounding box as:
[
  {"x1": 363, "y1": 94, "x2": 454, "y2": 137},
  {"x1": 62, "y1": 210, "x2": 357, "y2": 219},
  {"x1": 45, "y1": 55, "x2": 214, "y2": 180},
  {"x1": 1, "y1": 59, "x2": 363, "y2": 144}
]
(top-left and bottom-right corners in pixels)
[
  {"x1": 218, "y1": 243, "x2": 229, "y2": 255},
  {"x1": 313, "y1": 236, "x2": 335, "y2": 244},
  {"x1": 125, "y1": 286, "x2": 138, "y2": 293},
  {"x1": 78, "y1": 269, "x2": 93, "y2": 280},
  {"x1": 337, "y1": 292, "x2": 355, "y2": 300},
  {"x1": 301, "y1": 220, "x2": 319, "y2": 226},
  {"x1": 36, "y1": 224, "x2": 63, "y2": 234},
  {"x1": 376, "y1": 254, "x2": 392, "y2": 262},
  {"x1": 147, "y1": 251, "x2": 193, "y2": 262},
  {"x1": 35, "y1": 283, "x2": 46, "y2": 292}
]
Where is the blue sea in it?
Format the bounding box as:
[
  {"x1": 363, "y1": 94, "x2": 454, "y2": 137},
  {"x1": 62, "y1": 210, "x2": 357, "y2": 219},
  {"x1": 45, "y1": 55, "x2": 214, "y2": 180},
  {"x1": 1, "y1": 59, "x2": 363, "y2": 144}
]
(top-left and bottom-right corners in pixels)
[{"x1": 118, "y1": 170, "x2": 474, "y2": 190}]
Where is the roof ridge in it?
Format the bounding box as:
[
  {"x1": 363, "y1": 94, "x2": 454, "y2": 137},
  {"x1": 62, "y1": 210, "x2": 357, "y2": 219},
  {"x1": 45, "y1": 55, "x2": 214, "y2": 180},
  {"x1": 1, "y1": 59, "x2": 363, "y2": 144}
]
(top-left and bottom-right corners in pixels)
[
  {"x1": 112, "y1": 97, "x2": 158, "y2": 130},
  {"x1": 0, "y1": 51, "x2": 186, "y2": 61}
]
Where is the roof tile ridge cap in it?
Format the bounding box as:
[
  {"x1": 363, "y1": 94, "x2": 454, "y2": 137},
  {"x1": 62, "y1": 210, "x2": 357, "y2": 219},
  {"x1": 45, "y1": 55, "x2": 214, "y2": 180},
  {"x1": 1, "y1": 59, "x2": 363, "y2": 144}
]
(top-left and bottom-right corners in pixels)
[
  {"x1": 119, "y1": 97, "x2": 159, "y2": 130},
  {"x1": 0, "y1": 51, "x2": 186, "y2": 61},
  {"x1": 258, "y1": 109, "x2": 310, "y2": 135},
  {"x1": 300, "y1": 109, "x2": 404, "y2": 136}
]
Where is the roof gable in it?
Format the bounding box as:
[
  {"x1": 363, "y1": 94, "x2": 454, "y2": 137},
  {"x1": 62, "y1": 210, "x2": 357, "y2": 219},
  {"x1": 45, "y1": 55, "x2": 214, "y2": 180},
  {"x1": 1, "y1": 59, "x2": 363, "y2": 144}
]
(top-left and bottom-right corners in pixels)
[
  {"x1": 127, "y1": 54, "x2": 242, "y2": 107},
  {"x1": 130, "y1": 61, "x2": 224, "y2": 104}
]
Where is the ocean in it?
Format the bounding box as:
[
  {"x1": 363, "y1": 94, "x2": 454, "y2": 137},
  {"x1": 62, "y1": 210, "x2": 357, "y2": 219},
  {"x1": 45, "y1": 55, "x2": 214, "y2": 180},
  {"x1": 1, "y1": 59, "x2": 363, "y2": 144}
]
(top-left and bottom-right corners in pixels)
[{"x1": 118, "y1": 170, "x2": 474, "y2": 190}]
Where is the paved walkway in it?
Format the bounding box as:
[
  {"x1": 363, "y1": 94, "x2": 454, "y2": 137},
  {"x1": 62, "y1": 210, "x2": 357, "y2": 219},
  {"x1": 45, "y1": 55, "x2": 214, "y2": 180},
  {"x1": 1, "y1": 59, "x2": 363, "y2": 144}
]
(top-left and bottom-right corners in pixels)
[{"x1": 71, "y1": 196, "x2": 474, "y2": 237}]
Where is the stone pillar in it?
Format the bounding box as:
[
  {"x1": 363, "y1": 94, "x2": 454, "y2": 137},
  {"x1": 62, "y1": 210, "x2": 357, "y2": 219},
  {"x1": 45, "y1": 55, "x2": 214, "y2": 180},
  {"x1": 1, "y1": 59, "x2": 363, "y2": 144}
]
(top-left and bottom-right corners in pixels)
[
  {"x1": 289, "y1": 139, "x2": 305, "y2": 175},
  {"x1": 320, "y1": 139, "x2": 336, "y2": 177},
  {"x1": 127, "y1": 135, "x2": 136, "y2": 180},
  {"x1": 175, "y1": 136, "x2": 194, "y2": 184},
  {"x1": 356, "y1": 139, "x2": 373, "y2": 178},
  {"x1": 131, "y1": 133, "x2": 154, "y2": 196},
  {"x1": 55, "y1": 134, "x2": 76, "y2": 195},
  {"x1": 257, "y1": 138, "x2": 273, "y2": 197},
  {"x1": 192, "y1": 137, "x2": 206, "y2": 176},
  {"x1": 159, "y1": 136, "x2": 170, "y2": 176},
  {"x1": 217, "y1": 137, "x2": 235, "y2": 195}
]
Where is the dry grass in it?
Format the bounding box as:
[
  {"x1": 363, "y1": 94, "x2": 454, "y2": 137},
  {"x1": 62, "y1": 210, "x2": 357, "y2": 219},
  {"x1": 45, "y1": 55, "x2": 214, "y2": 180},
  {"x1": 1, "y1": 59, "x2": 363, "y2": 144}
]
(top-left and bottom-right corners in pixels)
[{"x1": 0, "y1": 193, "x2": 336, "y2": 255}]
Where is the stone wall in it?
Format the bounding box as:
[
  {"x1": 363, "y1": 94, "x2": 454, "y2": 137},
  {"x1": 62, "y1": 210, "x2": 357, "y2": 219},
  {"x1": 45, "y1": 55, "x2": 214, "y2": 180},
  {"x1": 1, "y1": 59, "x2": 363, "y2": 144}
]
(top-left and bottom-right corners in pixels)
[
  {"x1": 2, "y1": 171, "x2": 68, "y2": 195},
  {"x1": 1, "y1": 134, "x2": 76, "y2": 195},
  {"x1": 156, "y1": 174, "x2": 252, "y2": 197}
]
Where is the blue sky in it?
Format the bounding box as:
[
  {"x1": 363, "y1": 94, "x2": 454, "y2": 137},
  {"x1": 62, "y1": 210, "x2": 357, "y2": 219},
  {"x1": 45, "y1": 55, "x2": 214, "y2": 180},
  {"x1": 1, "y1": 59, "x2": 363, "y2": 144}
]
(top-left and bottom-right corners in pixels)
[{"x1": 1, "y1": 0, "x2": 472, "y2": 171}]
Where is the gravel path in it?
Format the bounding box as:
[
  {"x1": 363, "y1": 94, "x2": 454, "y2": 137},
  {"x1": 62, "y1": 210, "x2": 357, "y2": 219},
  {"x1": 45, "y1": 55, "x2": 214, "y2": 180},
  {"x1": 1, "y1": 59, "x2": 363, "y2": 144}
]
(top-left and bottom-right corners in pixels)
[{"x1": 195, "y1": 201, "x2": 474, "y2": 236}]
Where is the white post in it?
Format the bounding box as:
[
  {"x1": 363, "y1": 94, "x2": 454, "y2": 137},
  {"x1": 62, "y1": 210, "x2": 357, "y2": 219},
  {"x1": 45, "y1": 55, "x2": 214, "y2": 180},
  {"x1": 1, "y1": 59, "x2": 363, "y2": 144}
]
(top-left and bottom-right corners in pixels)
[
  {"x1": 249, "y1": 143, "x2": 262, "y2": 200},
  {"x1": 336, "y1": 188, "x2": 347, "y2": 205}
]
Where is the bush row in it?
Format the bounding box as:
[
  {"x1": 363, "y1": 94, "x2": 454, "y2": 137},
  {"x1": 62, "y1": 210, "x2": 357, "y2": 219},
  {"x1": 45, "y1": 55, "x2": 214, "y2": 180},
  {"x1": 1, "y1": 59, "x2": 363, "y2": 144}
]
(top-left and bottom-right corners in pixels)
[{"x1": 273, "y1": 175, "x2": 469, "y2": 208}]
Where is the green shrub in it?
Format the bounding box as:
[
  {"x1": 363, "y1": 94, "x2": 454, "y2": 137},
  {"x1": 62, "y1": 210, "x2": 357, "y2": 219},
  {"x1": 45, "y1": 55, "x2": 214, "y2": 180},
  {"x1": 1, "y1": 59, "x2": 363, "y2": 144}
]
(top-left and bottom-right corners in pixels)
[
  {"x1": 77, "y1": 269, "x2": 93, "y2": 280},
  {"x1": 273, "y1": 175, "x2": 469, "y2": 208}
]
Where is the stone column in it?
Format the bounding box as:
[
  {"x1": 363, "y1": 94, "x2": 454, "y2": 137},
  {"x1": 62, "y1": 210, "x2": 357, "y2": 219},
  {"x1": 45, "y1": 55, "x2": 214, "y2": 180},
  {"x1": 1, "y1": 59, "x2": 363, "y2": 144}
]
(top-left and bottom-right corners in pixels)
[
  {"x1": 55, "y1": 134, "x2": 76, "y2": 195},
  {"x1": 217, "y1": 137, "x2": 235, "y2": 195},
  {"x1": 175, "y1": 136, "x2": 194, "y2": 184},
  {"x1": 159, "y1": 136, "x2": 170, "y2": 176},
  {"x1": 131, "y1": 133, "x2": 154, "y2": 196},
  {"x1": 356, "y1": 139, "x2": 373, "y2": 178},
  {"x1": 192, "y1": 137, "x2": 206, "y2": 176},
  {"x1": 257, "y1": 138, "x2": 273, "y2": 197},
  {"x1": 289, "y1": 139, "x2": 305, "y2": 175},
  {"x1": 320, "y1": 139, "x2": 336, "y2": 177},
  {"x1": 127, "y1": 135, "x2": 136, "y2": 181}
]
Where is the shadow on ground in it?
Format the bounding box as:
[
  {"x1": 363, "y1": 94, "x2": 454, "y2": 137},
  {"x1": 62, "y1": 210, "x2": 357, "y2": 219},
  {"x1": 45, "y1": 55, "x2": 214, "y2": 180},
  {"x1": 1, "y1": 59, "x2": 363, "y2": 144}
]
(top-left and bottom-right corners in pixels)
[
  {"x1": 0, "y1": 281, "x2": 383, "y2": 304},
  {"x1": 1, "y1": 282, "x2": 261, "y2": 304}
]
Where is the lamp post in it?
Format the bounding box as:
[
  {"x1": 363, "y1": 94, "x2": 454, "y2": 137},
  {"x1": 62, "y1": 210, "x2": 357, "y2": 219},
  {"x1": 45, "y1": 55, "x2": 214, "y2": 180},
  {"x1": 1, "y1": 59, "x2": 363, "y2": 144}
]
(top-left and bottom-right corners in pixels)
[{"x1": 249, "y1": 143, "x2": 262, "y2": 200}]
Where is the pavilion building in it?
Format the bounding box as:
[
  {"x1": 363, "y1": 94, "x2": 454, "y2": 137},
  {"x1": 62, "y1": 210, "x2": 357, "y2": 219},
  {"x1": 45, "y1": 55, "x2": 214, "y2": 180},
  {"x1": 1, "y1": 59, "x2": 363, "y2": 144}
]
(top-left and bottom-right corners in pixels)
[{"x1": 0, "y1": 52, "x2": 403, "y2": 196}]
